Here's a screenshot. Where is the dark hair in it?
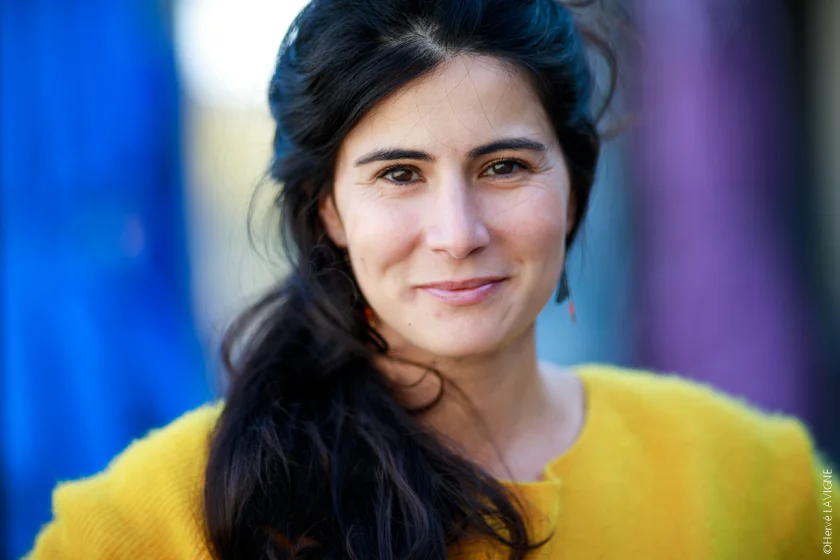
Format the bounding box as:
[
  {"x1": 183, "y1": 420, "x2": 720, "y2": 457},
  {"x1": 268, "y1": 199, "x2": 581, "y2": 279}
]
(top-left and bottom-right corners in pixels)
[{"x1": 204, "y1": 0, "x2": 615, "y2": 558}]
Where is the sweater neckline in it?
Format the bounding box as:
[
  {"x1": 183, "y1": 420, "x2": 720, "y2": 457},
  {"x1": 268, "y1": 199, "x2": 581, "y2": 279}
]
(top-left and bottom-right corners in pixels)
[
  {"x1": 492, "y1": 364, "x2": 604, "y2": 538},
  {"x1": 498, "y1": 363, "x2": 601, "y2": 490}
]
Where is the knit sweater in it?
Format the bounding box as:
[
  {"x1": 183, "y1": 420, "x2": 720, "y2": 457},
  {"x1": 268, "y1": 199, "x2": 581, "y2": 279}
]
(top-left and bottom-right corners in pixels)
[{"x1": 26, "y1": 364, "x2": 832, "y2": 559}]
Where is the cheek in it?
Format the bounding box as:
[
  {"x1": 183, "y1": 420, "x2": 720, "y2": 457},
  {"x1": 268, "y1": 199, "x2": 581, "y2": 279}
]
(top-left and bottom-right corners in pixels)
[
  {"x1": 490, "y1": 185, "x2": 568, "y2": 259},
  {"x1": 343, "y1": 195, "x2": 419, "y2": 288}
]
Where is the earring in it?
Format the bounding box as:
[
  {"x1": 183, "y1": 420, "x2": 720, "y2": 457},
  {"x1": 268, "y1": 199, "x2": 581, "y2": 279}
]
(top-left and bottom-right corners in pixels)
[
  {"x1": 364, "y1": 305, "x2": 377, "y2": 329},
  {"x1": 555, "y1": 265, "x2": 576, "y2": 324}
]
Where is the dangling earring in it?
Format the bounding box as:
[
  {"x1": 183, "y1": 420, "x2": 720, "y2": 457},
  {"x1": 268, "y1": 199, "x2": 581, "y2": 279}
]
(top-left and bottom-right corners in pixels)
[
  {"x1": 555, "y1": 265, "x2": 576, "y2": 324},
  {"x1": 364, "y1": 305, "x2": 377, "y2": 329}
]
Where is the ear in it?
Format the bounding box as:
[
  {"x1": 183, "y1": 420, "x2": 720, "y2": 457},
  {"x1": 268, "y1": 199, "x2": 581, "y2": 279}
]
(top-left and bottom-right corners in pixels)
[
  {"x1": 318, "y1": 192, "x2": 348, "y2": 249},
  {"x1": 565, "y1": 188, "x2": 577, "y2": 237}
]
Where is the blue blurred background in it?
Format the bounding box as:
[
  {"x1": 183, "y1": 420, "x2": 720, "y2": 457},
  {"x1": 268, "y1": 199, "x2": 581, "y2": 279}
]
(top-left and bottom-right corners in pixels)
[{"x1": 2, "y1": 0, "x2": 838, "y2": 558}]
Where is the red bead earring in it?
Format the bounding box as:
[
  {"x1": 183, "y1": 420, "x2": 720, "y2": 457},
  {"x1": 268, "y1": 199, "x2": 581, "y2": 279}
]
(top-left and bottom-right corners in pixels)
[
  {"x1": 555, "y1": 265, "x2": 576, "y2": 324},
  {"x1": 364, "y1": 305, "x2": 377, "y2": 328}
]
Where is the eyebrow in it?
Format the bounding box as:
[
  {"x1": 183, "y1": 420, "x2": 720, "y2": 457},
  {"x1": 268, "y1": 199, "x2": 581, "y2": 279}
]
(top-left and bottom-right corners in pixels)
[{"x1": 353, "y1": 137, "x2": 547, "y2": 166}]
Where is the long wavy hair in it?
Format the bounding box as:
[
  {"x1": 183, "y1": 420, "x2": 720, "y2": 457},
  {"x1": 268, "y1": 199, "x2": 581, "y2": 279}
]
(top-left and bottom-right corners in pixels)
[{"x1": 203, "y1": 0, "x2": 616, "y2": 558}]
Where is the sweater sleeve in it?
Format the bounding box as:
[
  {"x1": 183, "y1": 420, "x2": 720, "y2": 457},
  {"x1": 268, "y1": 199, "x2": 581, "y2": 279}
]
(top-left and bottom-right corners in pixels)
[
  {"x1": 26, "y1": 474, "x2": 161, "y2": 559},
  {"x1": 24, "y1": 403, "x2": 222, "y2": 560},
  {"x1": 773, "y1": 417, "x2": 836, "y2": 559}
]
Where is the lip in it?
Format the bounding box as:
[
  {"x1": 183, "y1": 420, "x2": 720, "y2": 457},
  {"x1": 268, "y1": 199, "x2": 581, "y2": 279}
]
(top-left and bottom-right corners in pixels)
[{"x1": 416, "y1": 277, "x2": 507, "y2": 306}]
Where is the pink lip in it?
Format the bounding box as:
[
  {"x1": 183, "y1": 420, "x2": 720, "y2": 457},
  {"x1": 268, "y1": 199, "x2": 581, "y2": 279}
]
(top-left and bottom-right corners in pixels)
[{"x1": 416, "y1": 277, "x2": 506, "y2": 306}]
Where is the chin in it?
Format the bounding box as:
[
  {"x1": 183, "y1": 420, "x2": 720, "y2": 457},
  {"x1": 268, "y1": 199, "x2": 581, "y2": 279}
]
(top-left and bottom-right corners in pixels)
[{"x1": 412, "y1": 330, "x2": 508, "y2": 359}]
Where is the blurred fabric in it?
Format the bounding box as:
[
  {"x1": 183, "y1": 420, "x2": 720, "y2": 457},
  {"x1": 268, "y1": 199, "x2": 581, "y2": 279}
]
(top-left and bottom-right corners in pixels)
[
  {"x1": 633, "y1": 0, "x2": 830, "y2": 431},
  {"x1": 1, "y1": 1, "x2": 212, "y2": 557}
]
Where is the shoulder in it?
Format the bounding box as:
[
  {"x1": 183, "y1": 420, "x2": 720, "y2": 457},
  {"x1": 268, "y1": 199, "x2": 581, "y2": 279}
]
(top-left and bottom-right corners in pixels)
[
  {"x1": 27, "y1": 402, "x2": 224, "y2": 559},
  {"x1": 574, "y1": 363, "x2": 829, "y2": 555},
  {"x1": 542, "y1": 360, "x2": 817, "y2": 462},
  {"x1": 574, "y1": 362, "x2": 819, "y2": 464},
  {"x1": 576, "y1": 362, "x2": 805, "y2": 428}
]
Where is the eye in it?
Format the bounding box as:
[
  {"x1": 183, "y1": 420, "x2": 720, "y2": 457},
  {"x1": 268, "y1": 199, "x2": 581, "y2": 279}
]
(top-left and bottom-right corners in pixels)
[
  {"x1": 482, "y1": 159, "x2": 528, "y2": 177},
  {"x1": 378, "y1": 165, "x2": 420, "y2": 184}
]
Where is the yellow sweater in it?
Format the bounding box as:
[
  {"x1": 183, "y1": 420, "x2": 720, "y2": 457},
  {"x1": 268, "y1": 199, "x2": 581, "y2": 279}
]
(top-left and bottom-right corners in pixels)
[{"x1": 27, "y1": 364, "x2": 832, "y2": 559}]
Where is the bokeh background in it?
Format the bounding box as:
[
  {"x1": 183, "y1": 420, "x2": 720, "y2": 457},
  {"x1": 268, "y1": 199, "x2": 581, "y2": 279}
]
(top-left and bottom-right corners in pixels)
[{"x1": 2, "y1": 0, "x2": 838, "y2": 557}]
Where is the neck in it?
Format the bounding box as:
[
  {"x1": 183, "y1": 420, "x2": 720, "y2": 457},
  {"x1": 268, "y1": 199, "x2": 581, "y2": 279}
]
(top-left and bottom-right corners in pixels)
[{"x1": 374, "y1": 324, "x2": 555, "y2": 476}]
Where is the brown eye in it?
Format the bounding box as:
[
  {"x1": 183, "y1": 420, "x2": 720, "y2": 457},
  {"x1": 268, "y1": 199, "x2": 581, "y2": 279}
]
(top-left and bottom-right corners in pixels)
[
  {"x1": 484, "y1": 160, "x2": 525, "y2": 177},
  {"x1": 381, "y1": 166, "x2": 419, "y2": 184}
]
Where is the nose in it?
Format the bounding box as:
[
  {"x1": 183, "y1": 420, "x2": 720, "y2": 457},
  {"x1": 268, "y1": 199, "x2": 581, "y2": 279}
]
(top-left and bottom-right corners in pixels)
[{"x1": 424, "y1": 178, "x2": 490, "y2": 260}]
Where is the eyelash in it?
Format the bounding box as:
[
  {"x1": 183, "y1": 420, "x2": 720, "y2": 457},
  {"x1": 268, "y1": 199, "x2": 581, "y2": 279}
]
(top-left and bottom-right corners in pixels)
[{"x1": 376, "y1": 158, "x2": 531, "y2": 185}]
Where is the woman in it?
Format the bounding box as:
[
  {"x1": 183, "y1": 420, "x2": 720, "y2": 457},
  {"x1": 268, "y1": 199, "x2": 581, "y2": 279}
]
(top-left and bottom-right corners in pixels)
[{"x1": 28, "y1": 0, "x2": 830, "y2": 558}]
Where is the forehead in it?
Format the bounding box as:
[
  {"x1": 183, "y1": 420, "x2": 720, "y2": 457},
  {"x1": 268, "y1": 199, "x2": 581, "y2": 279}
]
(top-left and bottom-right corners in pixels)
[{"x1": 339, "y1": 55, "x2": 556, "y2": 159}]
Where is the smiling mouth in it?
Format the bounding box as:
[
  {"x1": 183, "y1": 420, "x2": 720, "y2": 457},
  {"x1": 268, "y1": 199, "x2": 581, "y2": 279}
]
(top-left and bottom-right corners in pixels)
[
  {"x1": 415, "y1": 276, "x2": 507, "y2": 291},
  {"x1": 415, "y1": 277, "x2": 507, "y2": 306}
]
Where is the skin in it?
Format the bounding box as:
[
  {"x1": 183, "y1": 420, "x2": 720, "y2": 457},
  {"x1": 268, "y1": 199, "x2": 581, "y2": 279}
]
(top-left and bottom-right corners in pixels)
[{"x1": 319, "y1": 55, "x2": 586, "y2": 482}]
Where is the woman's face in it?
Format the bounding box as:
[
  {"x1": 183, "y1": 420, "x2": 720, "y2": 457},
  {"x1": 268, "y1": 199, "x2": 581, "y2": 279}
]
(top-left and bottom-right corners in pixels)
[{"x1": 321, "y1": 55, "x2": 574, "y2": 359}]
